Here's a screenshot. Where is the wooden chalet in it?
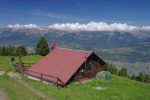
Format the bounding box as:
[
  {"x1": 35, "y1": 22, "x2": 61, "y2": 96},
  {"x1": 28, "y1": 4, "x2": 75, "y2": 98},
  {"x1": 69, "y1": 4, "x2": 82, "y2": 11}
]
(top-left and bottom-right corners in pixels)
[{"x1": 25, "y1": 48, "x2": 105, "y2": 86}]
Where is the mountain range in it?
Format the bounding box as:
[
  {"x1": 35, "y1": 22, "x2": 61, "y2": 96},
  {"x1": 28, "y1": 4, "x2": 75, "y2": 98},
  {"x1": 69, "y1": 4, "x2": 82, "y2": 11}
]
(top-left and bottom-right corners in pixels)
[
  {"x1": 0, "y1": 27, "x2": 150, "y2": 75},
  {"x1": 0, "y1": 28, "x2": 150, "y2": 48}
]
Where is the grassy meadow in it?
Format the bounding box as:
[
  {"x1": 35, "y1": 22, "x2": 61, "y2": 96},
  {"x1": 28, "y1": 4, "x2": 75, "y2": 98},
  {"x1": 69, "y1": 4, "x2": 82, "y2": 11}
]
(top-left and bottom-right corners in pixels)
[
  {"x1": 0, "y1": 55, "x2": 150, "y2": 100},
  {"x1": 0, "y1": 55, "x2": 42, "y2": 72}
]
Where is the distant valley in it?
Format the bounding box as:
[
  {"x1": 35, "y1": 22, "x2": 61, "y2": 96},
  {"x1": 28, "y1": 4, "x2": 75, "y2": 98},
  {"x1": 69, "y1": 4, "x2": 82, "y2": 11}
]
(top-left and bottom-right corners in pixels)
[{"x1": 0, "y1": 28, "x2": 150, "y2": 75}]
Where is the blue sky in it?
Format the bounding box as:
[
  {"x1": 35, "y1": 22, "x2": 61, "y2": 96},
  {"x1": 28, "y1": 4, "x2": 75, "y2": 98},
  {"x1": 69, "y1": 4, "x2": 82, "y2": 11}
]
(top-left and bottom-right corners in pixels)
[{"x1": 0, "y1": 0, "x2": 150, "y2": 26}]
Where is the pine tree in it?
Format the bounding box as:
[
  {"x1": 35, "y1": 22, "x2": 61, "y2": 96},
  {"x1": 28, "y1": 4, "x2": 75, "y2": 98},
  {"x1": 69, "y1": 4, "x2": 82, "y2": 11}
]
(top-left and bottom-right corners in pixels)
[
  {"x1": 118, "y1": 67, "x2": 128, "y2": 77},
  {"x1": 15, "y1": 46, "x2": 27, "y2": 56},
  {"x1": 35, "y1": 36, "x2": 49, "y2": 56},
  {"x1": 8, "y1": 44, "x2": 12, "y2": 56},
  {"x1": 131, "y1": 74, "x2": 136, "y2": 80},
  {"x1": 11, "y1": 45, "x2": 15, "y2": 56},
  {"x1": 1, "y1": 46, "x2": 7, "y2": 56},
  {"x1": 136, "y1": 72, "x2": 145, "y2": 82},
  {"x1": 144, "y1": 74, "x2": 150, "y2": 83},
  {"x1": 0, "y1": 46, "x2": 1, "y2": 55}
]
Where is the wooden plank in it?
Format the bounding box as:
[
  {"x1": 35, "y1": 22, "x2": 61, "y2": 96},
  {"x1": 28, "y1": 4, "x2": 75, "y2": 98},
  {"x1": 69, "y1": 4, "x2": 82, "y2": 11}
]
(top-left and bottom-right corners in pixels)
[{"x1": 25, "y1": 69, "x2": 65, "y2": 86}]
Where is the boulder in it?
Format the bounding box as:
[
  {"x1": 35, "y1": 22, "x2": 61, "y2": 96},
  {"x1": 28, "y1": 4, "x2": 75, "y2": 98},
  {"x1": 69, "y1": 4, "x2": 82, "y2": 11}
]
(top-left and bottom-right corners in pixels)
[{"x1": 96, "y1": 71, "x2": 112, "y2": 80}]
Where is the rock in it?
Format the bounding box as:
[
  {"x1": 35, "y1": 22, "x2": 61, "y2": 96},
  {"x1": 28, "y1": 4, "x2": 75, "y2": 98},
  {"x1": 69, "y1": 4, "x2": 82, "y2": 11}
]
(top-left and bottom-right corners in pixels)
[
  {"x1": 96, "y1": 71, "x2": 112, "y2": 80},
  {"x1": 0, "y1": 70, "x2": 5, "y2": 76}
]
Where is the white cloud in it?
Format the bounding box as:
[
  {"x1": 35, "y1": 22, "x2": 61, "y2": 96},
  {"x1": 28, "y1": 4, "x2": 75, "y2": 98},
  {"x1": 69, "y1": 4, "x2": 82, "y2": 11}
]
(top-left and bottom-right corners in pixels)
[
  {"x1": 33, "y1": 12, "x2": 69, "y2": 20},
  {"x1": 7, "y1": 22, "x2": 150, "y2": 33},
  {"x1": 141, "y1": 26, "x2": 150, "y2": 31},
  {"x1": 47, "y1": 22, "x2": 139, "y2": 32},
  {"x1": 32, "y1": 12, "x2": 86, "y2": 21},
  {"x1": 8, "y1": 24, "x2": 40, "y2": 29}
]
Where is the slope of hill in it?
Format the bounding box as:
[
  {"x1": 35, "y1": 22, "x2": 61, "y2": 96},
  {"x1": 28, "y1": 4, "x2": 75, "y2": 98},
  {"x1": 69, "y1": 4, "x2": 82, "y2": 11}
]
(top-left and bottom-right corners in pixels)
[
  {"x1": 0, "y1": 56, "x2": 150, "y2": 100},
  {"x1": 1, "y1": 75, "x2": 150, "y2": 100}
]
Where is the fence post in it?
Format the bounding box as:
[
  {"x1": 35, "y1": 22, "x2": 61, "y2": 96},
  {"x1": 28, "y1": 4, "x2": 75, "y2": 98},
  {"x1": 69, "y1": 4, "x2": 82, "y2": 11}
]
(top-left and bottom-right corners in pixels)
[
  {"x1": 41, "y1": 74, "x2": 43, "y2": 82},
  {"x1": 56, "y1": 78, "x2": 58, "y2": 87}
]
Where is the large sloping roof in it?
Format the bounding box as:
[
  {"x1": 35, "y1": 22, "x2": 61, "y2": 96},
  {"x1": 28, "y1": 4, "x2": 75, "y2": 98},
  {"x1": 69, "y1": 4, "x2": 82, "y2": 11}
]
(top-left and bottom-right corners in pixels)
[{"x1": 26, "y1": 48, "x2": 93, "y2": 85}]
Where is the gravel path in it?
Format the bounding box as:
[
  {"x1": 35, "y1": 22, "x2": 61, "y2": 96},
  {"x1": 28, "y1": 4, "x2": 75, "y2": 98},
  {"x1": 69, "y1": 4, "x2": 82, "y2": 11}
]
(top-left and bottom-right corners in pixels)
[
  {"x1": 17, "y1": 79, "x2": 55, "y2": 100},
  {"x1": 0, "y1": 90, "x2": 8, "y2": 100},
  {"x1": 1, "y1": 71, "x2": 55, "y2": 100}
]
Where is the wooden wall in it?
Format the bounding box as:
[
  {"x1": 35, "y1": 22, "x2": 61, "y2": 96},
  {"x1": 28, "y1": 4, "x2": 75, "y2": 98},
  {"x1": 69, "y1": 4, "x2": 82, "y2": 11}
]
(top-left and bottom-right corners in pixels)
[{"x1": 73, "y1": 53, "x2": 105, "y2": 81}]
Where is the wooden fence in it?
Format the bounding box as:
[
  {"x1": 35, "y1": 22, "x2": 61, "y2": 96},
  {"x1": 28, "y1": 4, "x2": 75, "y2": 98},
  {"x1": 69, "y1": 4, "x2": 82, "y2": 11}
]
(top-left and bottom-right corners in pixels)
[{"x1": 24, "y1": 69, "x2": 64, "y2": 86}]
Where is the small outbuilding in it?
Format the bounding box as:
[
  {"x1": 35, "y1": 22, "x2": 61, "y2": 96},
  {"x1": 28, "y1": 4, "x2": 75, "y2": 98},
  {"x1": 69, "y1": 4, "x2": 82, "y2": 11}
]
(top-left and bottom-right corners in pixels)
[{"x1": 25, "y1": 48, "x2": 105, "y2": 86}]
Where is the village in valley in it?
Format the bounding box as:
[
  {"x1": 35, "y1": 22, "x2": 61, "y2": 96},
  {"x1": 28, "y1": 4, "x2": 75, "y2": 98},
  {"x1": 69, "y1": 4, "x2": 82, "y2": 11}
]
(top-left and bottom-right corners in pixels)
[{"x1": 0, "y1": 0, "x2": 150, "y2": 100}]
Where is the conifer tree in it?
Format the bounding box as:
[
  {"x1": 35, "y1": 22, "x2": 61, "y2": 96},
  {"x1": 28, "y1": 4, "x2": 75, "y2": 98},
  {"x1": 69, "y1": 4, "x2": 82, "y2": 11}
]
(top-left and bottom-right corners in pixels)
[
  {"x1": 1, "y1": 46, "x2": 6, "y2": 56},
  {"x1": 15, "y1": 46, "x2": 27, "y2": 56},
  {"x1": 131, "y1": 74, "x2": 136, "y2": 80},
  {"x1": 118, "y1": 67, "x2": 128, "y2": 77},
  {"x1": 136, "y1": 72, "x2": 145, "y2": 82},
  {"x1": 144, "y1": 74, "x2": 150, "y2": 83},
  {"x1": 35, "y1": 36, "x2": 49, "y2": 56}
]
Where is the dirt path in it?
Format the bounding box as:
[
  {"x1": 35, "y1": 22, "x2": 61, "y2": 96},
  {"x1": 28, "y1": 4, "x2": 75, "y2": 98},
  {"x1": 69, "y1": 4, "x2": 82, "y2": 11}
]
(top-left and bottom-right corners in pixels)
[
  {"x1": 0, "y1": 71, "x2": 8, "y2": 100},
  {"x1": 1, "y1": 71, "x2": 54, "y2": 100},
  {"x1": 0, "y1": 90, "x2": 8, "y2": 100},
  {"x1": 7, "y1": 72, "x2": 47, "y2": 99},
  {"x1": 17, "y1": 80, "x2": 47, "y2": 99}
]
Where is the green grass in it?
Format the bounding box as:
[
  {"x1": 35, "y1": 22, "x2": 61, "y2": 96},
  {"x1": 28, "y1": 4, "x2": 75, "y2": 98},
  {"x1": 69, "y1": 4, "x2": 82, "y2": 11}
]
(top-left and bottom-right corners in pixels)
[
  {"x1": 0, "y1": 55, "x2": 150, "y2": 100},
  {"x1": 0, "y1": 55, "x2": 42, "y2": 72},
  {"x1": 0, "y1": 76, "x2": 43, "y2": 100},
  {"x1": 23, "y1": 75, "x2": 150, "y2": 100}
]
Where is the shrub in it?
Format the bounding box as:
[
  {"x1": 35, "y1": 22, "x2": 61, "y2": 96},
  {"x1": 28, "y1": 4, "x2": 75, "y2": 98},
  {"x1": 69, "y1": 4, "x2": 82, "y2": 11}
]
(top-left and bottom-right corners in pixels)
[
  {"x1": 104, "y1": 63, "x2": 118, "y2": 75},
  {"x1": 96, "y1": 71, "x2": 112, "y2": 80}
]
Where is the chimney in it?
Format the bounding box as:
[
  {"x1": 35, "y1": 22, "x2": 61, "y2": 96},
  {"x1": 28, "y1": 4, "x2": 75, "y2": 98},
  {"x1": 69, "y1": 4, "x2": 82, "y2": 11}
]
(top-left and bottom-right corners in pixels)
[{"x1": 50, "y1": 41, "x2": 57, "y2": 50}]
